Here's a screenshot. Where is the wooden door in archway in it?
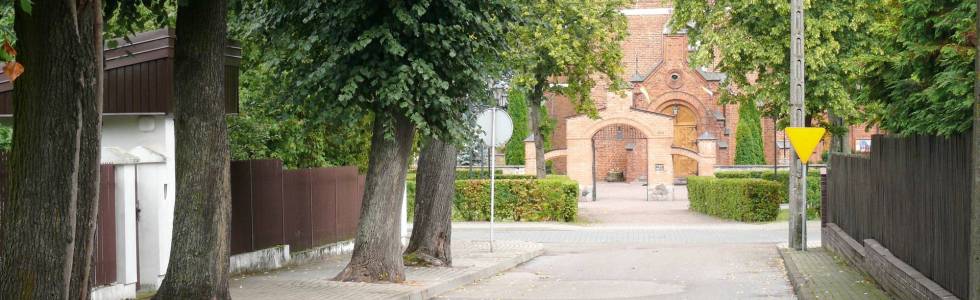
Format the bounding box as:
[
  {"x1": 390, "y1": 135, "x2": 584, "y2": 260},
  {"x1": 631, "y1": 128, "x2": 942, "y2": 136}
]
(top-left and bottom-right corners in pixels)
[
  {"x1": 662, "y1": 104, "x2": 698, "y2": 151},
  {"x1": 672, "y1": 155, "x2": 699, "y2": 179},
  {"x1": 662, "y1": 104, "x2": 699, "y2": 179}
]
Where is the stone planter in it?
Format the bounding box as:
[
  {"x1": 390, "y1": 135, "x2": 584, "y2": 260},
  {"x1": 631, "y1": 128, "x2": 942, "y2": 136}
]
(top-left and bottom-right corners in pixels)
[{"x1": 606, "y1": 170, "x2": 625, "y2": 182}]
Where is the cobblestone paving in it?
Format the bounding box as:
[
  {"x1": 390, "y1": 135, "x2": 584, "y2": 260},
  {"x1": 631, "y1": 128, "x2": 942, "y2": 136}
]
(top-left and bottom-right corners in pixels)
[
  {"x1": 780, "y1": 248, "x2": 890, "y2": 300},
  {"x1": 229, "y1": 240, "x2": 543, "y2": 300}
]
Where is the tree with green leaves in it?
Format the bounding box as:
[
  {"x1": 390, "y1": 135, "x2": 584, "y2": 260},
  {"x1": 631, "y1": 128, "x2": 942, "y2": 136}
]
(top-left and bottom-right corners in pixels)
[
  {"x1": 226, "y1": 43, "x2": 373, "y2": 170},
  {"x1": 226, "y1": 9, "x2": 373, "y2": 171},
  {"x1": 248, "y1": 0, "x2": 513, "y2": 282},
  {"x1": 507, "y1": 0, "x2": 630, "y2": 178},
  {"x1": 0, "y1": 1, "x2": 105, "y2": 298},
  {"x1": 734, "y1": 102, "x2": 766, "y2": 165},
  {"x1": 852, "y1": 0, "x2": 975, "y2": 136},
  {"x1": 672, "y1": 0, "x2": 882, "y2": 133}
]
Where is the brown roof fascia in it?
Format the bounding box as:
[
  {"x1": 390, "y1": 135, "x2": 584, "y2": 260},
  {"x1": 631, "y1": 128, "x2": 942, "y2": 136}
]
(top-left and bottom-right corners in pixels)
[{"x1": 1, "y1": 28, "x2": 242, "y2": 92}]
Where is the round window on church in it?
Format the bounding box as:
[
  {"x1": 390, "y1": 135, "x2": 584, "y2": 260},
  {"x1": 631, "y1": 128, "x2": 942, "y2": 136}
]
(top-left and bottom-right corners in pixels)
[{"x1": 667, "y1": 71, "x2": 683, "y2": 89}]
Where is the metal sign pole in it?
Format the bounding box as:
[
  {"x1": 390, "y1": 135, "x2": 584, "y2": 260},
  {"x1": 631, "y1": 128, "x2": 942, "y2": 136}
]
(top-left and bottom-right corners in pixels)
[{"x1": 490, "y1": 107, "x2": 496, "y2": 253}]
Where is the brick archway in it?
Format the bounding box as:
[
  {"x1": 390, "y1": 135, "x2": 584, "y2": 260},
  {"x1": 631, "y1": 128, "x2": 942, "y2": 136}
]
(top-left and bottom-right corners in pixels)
[
  {"x1": 561, "y1": 92, "x2": 678, "y2": 193},
  {"x1": 591, "y1": 124, "x2": 648, "y2": 183},
  {"x1": 650, "y1": 91, "x2": 708, "y2": 119}
]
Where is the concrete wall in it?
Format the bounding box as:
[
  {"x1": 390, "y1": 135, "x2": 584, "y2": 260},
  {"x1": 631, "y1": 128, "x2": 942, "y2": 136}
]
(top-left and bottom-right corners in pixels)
[{"x1": 100, "y1": 115, "x2": 177, "y2": 291}]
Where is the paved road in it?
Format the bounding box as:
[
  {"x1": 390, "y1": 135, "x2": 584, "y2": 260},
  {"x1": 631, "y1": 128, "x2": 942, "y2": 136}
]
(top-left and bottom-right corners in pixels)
[{"x1": 439, "y1": 183, "x2": 815, "y2": 300}]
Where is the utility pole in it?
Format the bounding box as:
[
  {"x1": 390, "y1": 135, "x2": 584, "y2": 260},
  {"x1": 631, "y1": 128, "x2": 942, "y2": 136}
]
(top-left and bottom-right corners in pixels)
[{"x1": 788, "y1": 0, "x2": 807, "y2": 250}]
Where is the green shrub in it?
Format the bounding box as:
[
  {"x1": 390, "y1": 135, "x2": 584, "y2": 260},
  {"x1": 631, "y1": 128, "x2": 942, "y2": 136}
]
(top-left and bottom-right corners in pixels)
[
  {"x1": 715, "y1": 170, "x2": 820, "y2": 217},
  {"x1": 688, "y1": 176, "x2": 782, "y2": 222},
  {"x1": 454, "y1": 169, "x2": 503, "y2": 179},
  {"x1": 734, "y1": 102, "x2": 766, "y2": 165},
  {"x1": 408, "y1": 169, "x2": 504, "y2": 181},
  {"x1": 407, "y1": 177, "x2": 578, "y2": 222},
  {"x1": 505, "y1": 92, "x2": 529, "y2": 165}
]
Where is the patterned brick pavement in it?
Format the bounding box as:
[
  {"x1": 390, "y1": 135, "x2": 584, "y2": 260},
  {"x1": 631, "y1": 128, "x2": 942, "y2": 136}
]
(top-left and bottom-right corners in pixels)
[
  {"x1": 780, "y1": 248, "x2": 890, "y2": 299},
  {"x1": 229, "y1": 240, "x2": 543, "y2": 300}
]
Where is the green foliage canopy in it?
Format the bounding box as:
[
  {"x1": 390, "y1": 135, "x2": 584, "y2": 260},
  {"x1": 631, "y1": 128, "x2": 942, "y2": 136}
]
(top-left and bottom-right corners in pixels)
[
  {"x1": 853, "y1": 0, "x2": 976, "y2": 136},
  {"x1": 245, "y1": 0, "x2": 514, "y2": 142},
  {"x1": 671, "y1": 0, "x2": 882, "y2": 128},
  {"x1": 506, "y1": 0, "x2": 630, "y2": 114},
  {"x1": 227, "y1": 10, "x2": 372, "y2": 170},
  {"x1": 673, "y1": 0, "x2": 976, "y2": 136}
]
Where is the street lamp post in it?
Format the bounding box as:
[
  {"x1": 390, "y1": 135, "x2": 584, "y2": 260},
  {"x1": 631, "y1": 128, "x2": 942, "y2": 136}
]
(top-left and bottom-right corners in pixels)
[{"x1": 489, "y1": 82, "x2": 508, "y2": 252}]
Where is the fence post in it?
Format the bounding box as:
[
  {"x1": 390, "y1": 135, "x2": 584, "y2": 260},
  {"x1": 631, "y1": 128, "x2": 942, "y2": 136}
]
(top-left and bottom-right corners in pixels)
[
  {"x1": 820, "y1": 168, "x2": 827, "y2": 227},
  {"x1": 969, "y1": 3, "x2": 979, "y2": 297}
]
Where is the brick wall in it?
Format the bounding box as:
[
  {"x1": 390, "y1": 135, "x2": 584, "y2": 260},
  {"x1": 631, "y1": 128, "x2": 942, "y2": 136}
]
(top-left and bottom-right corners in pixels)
[
  {"x1": 632, "y1": 0, "x2": 670, "y2": 8},
  {"x1": 761, "y1": 117, "x2": 791, "y2": 165},
  {"x1": 849, "y1": 124, "x2": 881, "y2": 153},
  {"x1": 594, "y1": 137, "x2": 648, "y2": 182},
  {"x1": 544, "y1": 94, "x2": 577, "y2": 175}
]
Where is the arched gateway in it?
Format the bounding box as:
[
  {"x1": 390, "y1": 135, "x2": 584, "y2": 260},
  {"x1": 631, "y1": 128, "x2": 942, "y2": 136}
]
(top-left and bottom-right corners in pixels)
[{"x1": 525, "y1": 92, "x2": 717, "y2": 198}]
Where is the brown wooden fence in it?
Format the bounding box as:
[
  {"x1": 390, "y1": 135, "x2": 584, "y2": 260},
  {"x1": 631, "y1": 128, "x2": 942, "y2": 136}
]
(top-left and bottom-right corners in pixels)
[
  {"x1": 0, "y1": 157, "x2": 117, "y2": 287},
  {"x1": 92, "y1": 164, "x2": 117, "y2": 286},
  {"x1": 230, "y1": 160, "x2": 365, "y2": 255},
  {"x1": 826, "y1": 134, "x2": 971, "y2": 298}
]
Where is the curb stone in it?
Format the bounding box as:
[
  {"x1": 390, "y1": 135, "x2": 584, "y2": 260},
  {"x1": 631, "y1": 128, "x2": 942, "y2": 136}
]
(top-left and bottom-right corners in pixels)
[
  {"x1": 230, "y1": 240, "x2": 544, "y2": 300},
  {"x1": 410, "y1": 243, "x2": 545, "y2": 300}
]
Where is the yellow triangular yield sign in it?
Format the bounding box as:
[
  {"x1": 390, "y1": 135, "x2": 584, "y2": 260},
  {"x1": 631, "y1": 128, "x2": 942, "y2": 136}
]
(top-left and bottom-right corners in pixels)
[{"x1": 785, "y1": 127, "x2": 826, "y2": 164}]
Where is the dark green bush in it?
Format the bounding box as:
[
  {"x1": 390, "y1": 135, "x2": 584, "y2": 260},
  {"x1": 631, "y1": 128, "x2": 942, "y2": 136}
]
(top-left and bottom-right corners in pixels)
[
  {"x1": 407, "y1": 169, "x2": 504, "y2": 181},
  {"x1": 407, "y1": 177, "x2": 578, "y2": 222},
  {"x1": 734, "y1": 102, "x2": 766, "y2": 165},
  {"x1": 715, "y1": 170, "x2": 821, "y2": 217},
  {"x1": 454, "y1": 169, "x2": 504, "y2": 179},
  {"x1": 688, "y1": 176, "x2": 782, "y2": 222}
]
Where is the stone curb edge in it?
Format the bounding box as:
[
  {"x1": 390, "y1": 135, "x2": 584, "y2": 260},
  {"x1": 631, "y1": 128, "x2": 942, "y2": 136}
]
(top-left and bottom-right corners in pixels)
[
  {"x1": 399, "y1": 243, "x2": 545, "y2": 300},
  {"x1": 778, "y1": 247, "x2": 811, "y2": 300}
]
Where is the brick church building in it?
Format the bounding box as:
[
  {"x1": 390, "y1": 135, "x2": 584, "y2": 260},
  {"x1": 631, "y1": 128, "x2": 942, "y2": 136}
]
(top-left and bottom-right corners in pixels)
[{"x1": 525, "y1": 0, "x2": 879, "y2": 190}]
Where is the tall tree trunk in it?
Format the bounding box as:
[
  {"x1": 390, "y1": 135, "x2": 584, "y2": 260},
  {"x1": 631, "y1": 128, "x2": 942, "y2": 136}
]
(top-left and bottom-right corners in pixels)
[
  {"x1": 0, "y1": 1, "x2": 103, "y2": 298},
  {"x1": 335, "y1": 113, "x2": 415, "y2": 283},
  {"x1": 404, "y1": 137, "x2": 457, "y2": 267},
  {"x1": 154, "y1": 0, "x2": 231, "y2": 298},
  {"x1": 528, "y1": 79, "x2": 548, "y2": 179},
  {"x1": 828, "y1": 111, "x2": 850, "y2": 164}
]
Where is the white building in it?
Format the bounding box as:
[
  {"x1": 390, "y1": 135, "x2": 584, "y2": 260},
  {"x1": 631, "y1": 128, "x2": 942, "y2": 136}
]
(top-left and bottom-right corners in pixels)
[{"x1": 0, "y1": 28, "x2": 241, "y2": 299}]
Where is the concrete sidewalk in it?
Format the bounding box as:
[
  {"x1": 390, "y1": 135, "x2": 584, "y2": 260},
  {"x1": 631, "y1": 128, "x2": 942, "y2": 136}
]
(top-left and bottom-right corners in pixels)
[
  {"x1": 780, "y1": 247, "x2": 890, "y2": 299},
  {"x1": 230, "y1": 240, "x2": 543, "y2": 300}
]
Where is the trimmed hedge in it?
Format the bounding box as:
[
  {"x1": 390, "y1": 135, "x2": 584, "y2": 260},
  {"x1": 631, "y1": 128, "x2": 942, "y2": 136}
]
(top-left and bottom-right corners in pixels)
[
  {"x1": 688, "y1": 176, "x2": 782, "y2": 222},
  {"x1": 407, "y1": 169, "x2": 506, "y2": 181},
  {"x1": 715, "y1": 170, "x2": 821, "y2": 217},
  {"x1": 408, "y1": 176, "x2": 578, "y2": 222}
]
